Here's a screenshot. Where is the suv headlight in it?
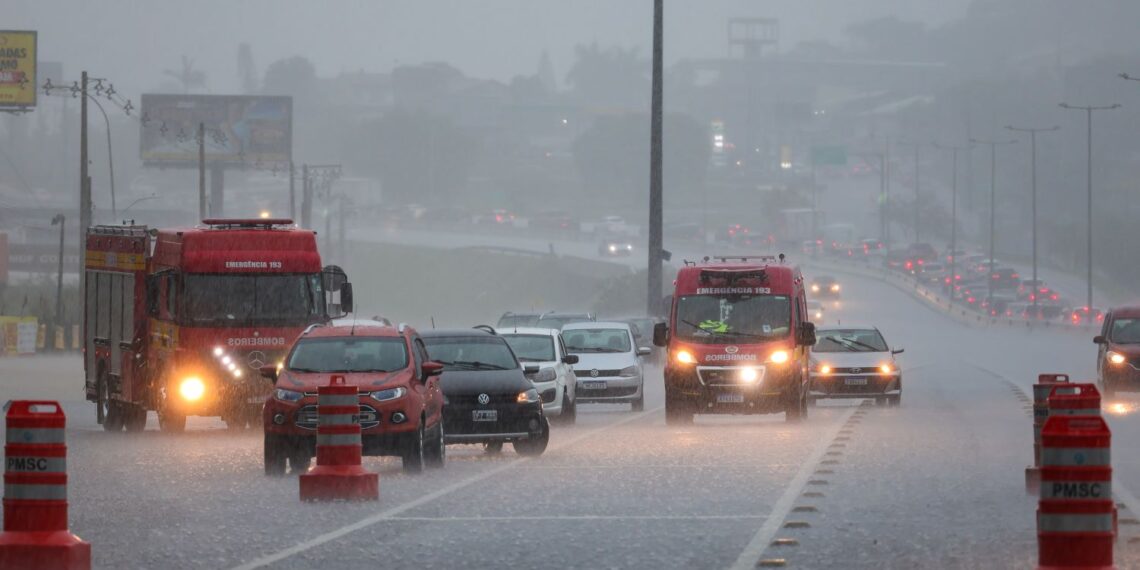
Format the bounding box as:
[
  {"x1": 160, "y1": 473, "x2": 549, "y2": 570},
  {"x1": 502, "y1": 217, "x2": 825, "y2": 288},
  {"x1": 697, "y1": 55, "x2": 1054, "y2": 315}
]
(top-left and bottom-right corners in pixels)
[
  {"x1": 1109, "y1": 351, "x2": 1127, "y2": 366},
  {"x1": 517, "y1": 389, "x2": 540, "y2": 404},
  {"x1": 274, "y1": 388, "x2": 304, "y2": 402},
  {"x1": 619, "y1": 365, "x2": 639, "y2": 377},
  {"x1": 371, "y1": 387, "x2": 407, "y2": 402},
  {"x1": 531, "y1": 367, "x2": 557, "y2": 382}
]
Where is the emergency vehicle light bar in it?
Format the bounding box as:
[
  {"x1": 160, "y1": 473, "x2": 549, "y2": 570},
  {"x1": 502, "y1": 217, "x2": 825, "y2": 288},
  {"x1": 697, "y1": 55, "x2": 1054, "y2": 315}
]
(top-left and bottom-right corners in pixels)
[
  {"x1": 201, "y1": 218, "x2": 295, "y2": 229},
  {"x1": 703, "y1": 255, "x2": 780, "y2": 264}
]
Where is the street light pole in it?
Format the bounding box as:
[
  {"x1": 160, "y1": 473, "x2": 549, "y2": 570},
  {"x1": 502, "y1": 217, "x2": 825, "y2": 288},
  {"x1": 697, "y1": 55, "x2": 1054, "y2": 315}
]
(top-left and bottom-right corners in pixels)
[
  {"x1": 51, "y1": 214, "x2": 66, "y2": 349},
  {"x1": 647, "y1": 0, "x2": 664, "y2": 316},
  {"x1": 934, "y1": 143, "x2": 971, "y2": 302},
  {"x1": 1059, "y1": 102, "x2": 1120, "y2": 311},
  {"x1": 896, "y1": 142, "x2": 924, "y2": 242},
  {"x1": 1005, "y1": 125, "x2": 1059, "y2": 314},
  {"x1": 969, "y1": 137, "x2": 1017, "y2": 306}
]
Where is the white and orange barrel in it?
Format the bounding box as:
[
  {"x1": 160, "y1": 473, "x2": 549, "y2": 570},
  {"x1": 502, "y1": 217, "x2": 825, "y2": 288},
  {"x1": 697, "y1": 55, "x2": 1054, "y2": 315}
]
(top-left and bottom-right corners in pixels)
[
  {"x1": 1037, "y1": 414, "x2": 1114, "y2": 569},
  {"x1": 298, "y1": 376, "x2": 379, "y2": 502}
]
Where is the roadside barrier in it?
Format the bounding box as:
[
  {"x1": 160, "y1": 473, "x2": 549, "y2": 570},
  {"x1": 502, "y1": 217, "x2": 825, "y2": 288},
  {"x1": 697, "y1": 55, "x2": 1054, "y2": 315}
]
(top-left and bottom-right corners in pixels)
[
  {"x1": 1047, "y1": 383, "x2": 1102, "y2": 418},
  {"x1": 1037, "y1": 413, "x2": 1114, "y2": 569},
  {"x1": 298, "y1": 376, "x2": 379, "y2": 502},
  {"x1": 1027, "y1": 374, "x2": 1072, "y2": 495},
  {"x1": 0, "y1": 401, "x2": 90, "y2": 570}
]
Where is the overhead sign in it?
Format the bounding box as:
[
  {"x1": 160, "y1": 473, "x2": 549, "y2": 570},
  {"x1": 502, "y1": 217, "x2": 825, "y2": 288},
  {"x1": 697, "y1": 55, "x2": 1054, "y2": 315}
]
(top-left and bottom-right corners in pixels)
[
  {"x1": 0, "y1": 30, "x2": 37, "y2": 108},
  {"x1": 811, "y1": 145, "x2": 848, "y2": 166},
  {"x1": 139, "y1": 94, "x2": 292, "y2": 166}
]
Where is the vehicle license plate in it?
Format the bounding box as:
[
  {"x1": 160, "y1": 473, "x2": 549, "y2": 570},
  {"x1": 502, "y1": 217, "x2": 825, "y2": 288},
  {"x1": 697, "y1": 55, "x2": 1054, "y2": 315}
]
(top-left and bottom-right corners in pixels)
[
  {"x1": 472, "y1": 410, "x2": 498, "y2": 422},
  {"x1": 844, "y1": 377, "x2": 869, "y2": 386},
  {"x1": 717, "y1": 393, "x2": 745, "y2": 403},
  {"x1": 583, "y1": 381, "x2": 607, "y2": 390}
]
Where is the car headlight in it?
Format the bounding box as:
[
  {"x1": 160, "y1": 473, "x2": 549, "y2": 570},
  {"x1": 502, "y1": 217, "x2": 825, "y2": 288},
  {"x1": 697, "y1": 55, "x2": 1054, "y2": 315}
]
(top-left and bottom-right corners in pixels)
[
  {"x1": 619, "y1": 365, "x2": 639, "y2": 377},
  {"x1": 625, "y1": 244, "x2": 634, "y2": 251},
  {"x1": 608, "y1": 244, "x2": 617, "y2": 252},
  {"x1": 1109, "y1": 351, "x2": 1127, "y2": 366},
  {"x1": 817, "y1": 364, "x2": 831, "y2": 375},
  {"x1": 811, "y1": 284, "x2": 820, "y2": 292},
  {"x1": 675, "y1": 350, "x2": 696, "y2": 365},
  {"x1": 274, "y1": 388, "x2": 304, "y2": 402},
  {"x1": 830, "y1": 284, "x2": 840, "y2": 292},
  {"x1": 371, "y1": 387, "x2": 407, "y2": 402},
  {"x1": 879, "y1": 364, "x2": 893, "y2": 374},
  {"x1": 814, "y1": 311, "x2": 823, "y2": 319},
  {"x1": 768, "y1": 350, "x2": 789, "y2": 364},
  {"x1": 530, "y1": 367, "x2": 557, "y2": 382},
  {"x1": 517, "y1": 388, "x2": 540, "y2": 404},
  {"x1": 179, "y1": 377, "x2": 205, "y2": 401}
]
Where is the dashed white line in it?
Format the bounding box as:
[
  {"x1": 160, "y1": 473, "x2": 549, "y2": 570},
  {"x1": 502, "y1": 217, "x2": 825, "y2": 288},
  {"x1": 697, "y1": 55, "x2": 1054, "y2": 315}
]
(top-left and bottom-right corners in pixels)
[
  {"x1": 387, "y1": 514, "x2": 767, "y2": 522},
  {"x1": 727, "y1": 406, "x2": 858, "y2": 570},
  {"x1": 229, "y1": 406, "x2": 664, "y2": 570}
]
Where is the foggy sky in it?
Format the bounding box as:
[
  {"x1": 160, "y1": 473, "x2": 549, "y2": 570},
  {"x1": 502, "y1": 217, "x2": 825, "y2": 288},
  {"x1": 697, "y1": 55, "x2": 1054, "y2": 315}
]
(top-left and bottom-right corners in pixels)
[{"x1": 12, "y1": 0, "x2": 968, "y2": 95}]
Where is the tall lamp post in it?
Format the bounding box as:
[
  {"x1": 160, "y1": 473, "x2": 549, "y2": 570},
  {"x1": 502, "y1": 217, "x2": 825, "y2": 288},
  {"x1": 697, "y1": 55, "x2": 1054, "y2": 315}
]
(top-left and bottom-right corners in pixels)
[
  {"x1": 896, "y1": 142, "x2": 924, "y2": 242},
  {"x1": 934, "y1": 143, "x2": 971, "y2": 301},
  {"x1": 1059, "y1": 102, "x2": 1120, "y2": 312},
  {"x1": 1005, "y1": 125, "x2": 1059, "y2": 314},
  {"x1": 646, "y1": 0, "x2": 664, "y2": 315},
  {"x1": 969, "y1": 137, "x2": 1017, "y2": 306},
  {"x1": 50, "y1": 214, "x2": 66, "y2": 350}
]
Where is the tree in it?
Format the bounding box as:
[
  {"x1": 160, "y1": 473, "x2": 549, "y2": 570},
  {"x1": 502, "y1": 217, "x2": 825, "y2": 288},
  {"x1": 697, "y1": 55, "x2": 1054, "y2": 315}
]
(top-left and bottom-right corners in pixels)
[
  {"x1": 237, "y1": 43, "x2": 258, "y2": 94},
  {"x1": 163, "y1": 56, "x2": 207, "y2": 94}
]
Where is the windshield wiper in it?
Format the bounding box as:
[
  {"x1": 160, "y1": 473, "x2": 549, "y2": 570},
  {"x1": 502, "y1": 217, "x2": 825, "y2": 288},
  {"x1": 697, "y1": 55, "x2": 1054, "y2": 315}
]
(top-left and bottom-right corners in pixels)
[
  {"x1": 451, "y1": 360, "x2": 511, "y2": 371},
  {"x1": 288, "y1": 367, "x2": 320, "y2": 373}
]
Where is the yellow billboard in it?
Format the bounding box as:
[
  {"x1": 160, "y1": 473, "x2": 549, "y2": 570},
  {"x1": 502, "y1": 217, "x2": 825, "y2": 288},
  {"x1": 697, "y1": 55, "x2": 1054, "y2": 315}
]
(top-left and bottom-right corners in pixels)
[{"x1": 0, "y1": 30, "x2": 36, "y2": 108}]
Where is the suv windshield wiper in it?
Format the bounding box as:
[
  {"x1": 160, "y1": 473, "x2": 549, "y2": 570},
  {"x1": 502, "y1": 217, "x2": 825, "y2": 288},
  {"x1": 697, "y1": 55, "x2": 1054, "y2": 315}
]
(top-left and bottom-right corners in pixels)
[{"x1": 450, "y1": 360, "x2": 511, "y2": 371}]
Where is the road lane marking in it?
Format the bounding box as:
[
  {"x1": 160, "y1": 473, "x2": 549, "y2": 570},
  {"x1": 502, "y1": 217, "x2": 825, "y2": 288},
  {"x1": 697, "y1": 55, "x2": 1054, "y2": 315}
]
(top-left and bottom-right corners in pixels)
[
  {"x1": 229, "y1": 405, "x2": 664, "y2": 570},
  {"x1": 727, "y1": 406, "x2": 858, "y2": 570},
  {"x1": 384, "y1": 514, "x2": 768, "y2": 522}
]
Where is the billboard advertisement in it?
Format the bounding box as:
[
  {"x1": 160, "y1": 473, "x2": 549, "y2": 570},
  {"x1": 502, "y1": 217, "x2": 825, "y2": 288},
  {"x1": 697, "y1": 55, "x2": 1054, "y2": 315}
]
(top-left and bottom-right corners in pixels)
[
  {"x1": 139, "y1": 94, "x2": 292, "y2": 165},
  {"x1": 0, "y1": 30, "x2": 37, "y2": 109}
]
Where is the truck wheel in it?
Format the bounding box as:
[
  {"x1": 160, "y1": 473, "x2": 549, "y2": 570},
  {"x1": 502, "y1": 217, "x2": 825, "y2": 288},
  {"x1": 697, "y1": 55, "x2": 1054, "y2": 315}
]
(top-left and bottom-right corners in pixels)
[
  {"x1": 424, "y1": 421, "x2": 446, "y2": 469},
  {"x1": 124, "y1": 406, "x2": 147, "y2": 432},
  {"x1": 484, "y1": 441, "x2": 504, "y2": 454},
  {"x1": 785, "y1": 381, "x2": 805, "y2": 422},
  {"x1": 664, "y1": 395, "x2": 693, "y2": 426},
  {"x1": 97, "y1": 375, "x2": 124, "y2": 432},
  {"x1": 513, "y1": 418, "x2": 549, "y2": 457},
  {"x1": 401, "y1": 423, "x2": 426, "y2": 474},
  {"x1": 159, "y1": 410, "x2": 186, "y2": 433},
  {"x1": 264, "y1": 433, "x2": 287, "y2": 476}
]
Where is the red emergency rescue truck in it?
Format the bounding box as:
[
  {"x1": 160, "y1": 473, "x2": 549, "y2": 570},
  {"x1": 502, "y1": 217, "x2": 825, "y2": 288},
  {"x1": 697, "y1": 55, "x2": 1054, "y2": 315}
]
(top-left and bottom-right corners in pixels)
[
  {"x1": 83, "y1": 219, "x2": 353, "y2": 432},
  {"x1": 653, "y1": 254, "x2": 815, "y2": 425}
]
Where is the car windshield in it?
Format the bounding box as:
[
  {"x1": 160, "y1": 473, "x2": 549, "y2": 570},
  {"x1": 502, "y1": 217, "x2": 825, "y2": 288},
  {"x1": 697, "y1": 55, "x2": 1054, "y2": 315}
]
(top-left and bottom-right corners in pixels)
[
  {"x1": 497, "y1": 314, "x2": 539, "y2": 328},
  {"x1": 563, "y1": 328, "x2": 632, "y2": 353},
  {"x1": 675, "y1": 294, "x2": 791, "y2": 343},
  {"x1": 287, "y1": 337, "x2": 408, "y2": 372},
  {"x1": 814, "y1": 329, "x2": 889, "y2": 353},
  {"x1": 183, "y1": 273, "x2": 322, "y2": 325},
  {"x1": 1111, "y1": 318, "x2": 1140, "y2": 344},
  {"x1": 536, "y1": 316, "x2": 590, "y2": 330},
  {"x1": 423, "y1": 336, "x2": 519, "y2": 371},
  {"x1": 501, "y1": 334, "x2": 556, "y2": 362}
]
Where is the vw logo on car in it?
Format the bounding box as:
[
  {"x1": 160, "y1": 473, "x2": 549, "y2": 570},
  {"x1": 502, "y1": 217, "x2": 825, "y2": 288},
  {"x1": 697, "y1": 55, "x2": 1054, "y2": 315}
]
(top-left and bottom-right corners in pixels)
[
  {"x1": 590, "y1": 369, "x2": 600, "y2": 378},
  {"x1": 477, "y1": 393, "x2": 491, "y2": 405}
]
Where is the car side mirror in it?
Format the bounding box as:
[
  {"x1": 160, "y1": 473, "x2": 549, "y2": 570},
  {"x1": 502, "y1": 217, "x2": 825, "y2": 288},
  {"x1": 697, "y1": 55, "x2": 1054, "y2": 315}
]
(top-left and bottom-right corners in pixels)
[
  {"x1": 891, "y1": 347, "x2": 905, "y2": 355},
  {"x1": 562, "y1": 354, "x2": 579, "y2": 365},
  {"x1": 1093, "y1": 335, "x2": 1106, "y2": 345},
  {"x1": 798, "y1": 322, "x2": 816, "y2": 346},
  {"x1": 637, "y1": 346, "x2": 652, "y2": 356},
  {"x1": 653, "y1": 322, "x2": 669, "y2": 347},
  {"x1": 422, "y1": 360, "x2": 444, "y2": 379},
  {"x1": 523, "y1": 364, "x2": 540, "y2": 375},
  {"x1": 259, "y1": 365, "x2": 279, "y2": 384}
]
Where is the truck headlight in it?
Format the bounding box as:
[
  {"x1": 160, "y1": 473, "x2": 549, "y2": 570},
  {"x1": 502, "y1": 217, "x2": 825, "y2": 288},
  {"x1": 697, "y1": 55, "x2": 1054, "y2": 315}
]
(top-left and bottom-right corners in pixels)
[
  {"x1": 179, "y1": 377, "x2": 205, "y2": 401},
  {"x1": 739, "y1": 367, "x2": 759, "y2": 383},
  {"x1": 274, "y1": 388, "x2": 304, "y2": 402},
  {"x1": 675, "y1": 350, "x2": 696, "y2": 365},
  {"x1": 768, "y1": 350, "x2": 789, "y2": 364},
  {"x1": 517, "y1": 389, "x2": 540, "y2": 404},
  {"x1": 371, "y1": 387, "x2": 407, "y2": 402},
  {"x1": 1109, "y1": 352, "x2": 1127, "y2": 366}
]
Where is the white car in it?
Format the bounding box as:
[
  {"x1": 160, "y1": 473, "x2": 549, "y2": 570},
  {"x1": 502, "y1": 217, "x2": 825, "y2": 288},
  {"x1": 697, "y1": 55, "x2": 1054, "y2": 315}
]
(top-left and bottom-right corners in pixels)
[
  {"x1": 498, "y1": 327, "x2": 580, "y2": 424},
  {"x1": 562, "y1": 322, "x2": 649, "y2": 411},
  {"x1": 808, "y1": 325, "x2": 903, "y2": 406}
]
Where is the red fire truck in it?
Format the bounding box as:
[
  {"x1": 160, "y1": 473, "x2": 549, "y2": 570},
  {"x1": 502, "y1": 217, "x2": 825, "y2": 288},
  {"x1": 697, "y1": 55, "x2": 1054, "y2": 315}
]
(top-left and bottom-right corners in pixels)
[
  {"x1": 83, "y1": 219, "x2": 353, "y2": 432},
  {"x1": 653, "y1": 254, "x2": 815, "y2": 425}
]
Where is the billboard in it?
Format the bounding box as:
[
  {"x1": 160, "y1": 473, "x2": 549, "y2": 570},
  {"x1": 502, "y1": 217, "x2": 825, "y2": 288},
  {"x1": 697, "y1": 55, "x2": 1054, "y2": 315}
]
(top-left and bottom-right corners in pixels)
[
  {"x1": 139, "y1": 94, "x2": 292, "y2": 166},
  {"x1": 0, "y1": 30, "x2": 37, "y2": 109}
]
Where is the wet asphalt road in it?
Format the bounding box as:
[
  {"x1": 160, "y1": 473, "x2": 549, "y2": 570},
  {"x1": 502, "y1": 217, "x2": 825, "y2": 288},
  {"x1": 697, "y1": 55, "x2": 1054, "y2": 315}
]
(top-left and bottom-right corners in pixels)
[{"x1": 7, "y1": 270, "x2": 1140, "y2": 569}]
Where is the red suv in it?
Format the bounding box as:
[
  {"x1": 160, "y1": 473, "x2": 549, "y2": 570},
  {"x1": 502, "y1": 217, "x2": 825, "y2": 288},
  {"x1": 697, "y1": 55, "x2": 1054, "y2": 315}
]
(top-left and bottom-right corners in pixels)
[
  {"x1": 1095, "y1": 307, "x2": 1140, "y2": 397},
  {"x1": 261, "y1": 320, "x2": 446, "y2": 475}
]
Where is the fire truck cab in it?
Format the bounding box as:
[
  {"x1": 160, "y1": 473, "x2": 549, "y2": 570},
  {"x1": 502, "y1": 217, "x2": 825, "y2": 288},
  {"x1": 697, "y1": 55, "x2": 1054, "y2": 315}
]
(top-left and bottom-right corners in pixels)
[
  {"x1": 84, "y1": 219, "x2": 352, "y2": 433},
  {"x1": 653, "y1": 254, "x2": 815, "y2": 425}
]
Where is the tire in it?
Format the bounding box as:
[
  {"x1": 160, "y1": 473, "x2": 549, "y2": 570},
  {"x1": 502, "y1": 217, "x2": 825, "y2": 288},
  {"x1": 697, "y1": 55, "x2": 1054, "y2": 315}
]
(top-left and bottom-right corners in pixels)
[
  {"x1": 1100, "y1": 376, "x2": 1117, "y2": 399},
  {"x1": 875, "y1": 397, "x2": 888, "y2": 407},
  {"x1": 124, "y1": 406, "x2": 147, "y2": 432},
  {"x1": 484, "y1": 441, "x2": 504, "y2": 455},
  {"x1": 888, "y1": 394, "x2": 902, "y2": 407},
  {"x1": 402, "y1": 423, "x2": 426, "y2": 474},
  {"x1": 424, "y1": 421, "x2": 446, "y2": 469},
  {"x1": 287, "y1": 442, "x2": 311, "y2": 475},
  {"x1": 559, "y1": 392, "x2": 577, "y2": 425},
  {"x1": 159, "y1": 409, "x2": 186, "y2": 433},
  {"x1": 264, "y1": 433, "x2": 287, "y2": 476},
  {"x1": 513, "y1": 418, "x2": 550, "y2": 457},
  {"x1": 631, "y1": 391, "x2": 645, "y2": 412},
  {"x1": 785, "y1": 380, "x2": 805, "y2": 423},
  {"x1": 98, "y1": 374, "x2": 124, "y2": 432},
  {"x1": 664, "y1": 395, "x2": 693, "y2": 426}
]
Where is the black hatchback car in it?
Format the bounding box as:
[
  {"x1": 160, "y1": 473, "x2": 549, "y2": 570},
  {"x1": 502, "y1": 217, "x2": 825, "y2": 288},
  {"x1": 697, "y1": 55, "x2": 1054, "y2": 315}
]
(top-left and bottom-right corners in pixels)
[{"x1": 422, "y1": 328, "x2": 550, "y2": 456}]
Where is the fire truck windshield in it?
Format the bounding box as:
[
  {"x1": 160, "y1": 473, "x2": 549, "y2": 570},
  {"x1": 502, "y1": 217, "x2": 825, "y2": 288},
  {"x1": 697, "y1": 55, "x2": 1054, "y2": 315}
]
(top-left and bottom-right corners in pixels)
[
  {"x1": 675, "y1": 294, "x2": 791, "y2": 343},
  {"x1": 183, "y1": 273, "x2": 323, "y2": 325}
]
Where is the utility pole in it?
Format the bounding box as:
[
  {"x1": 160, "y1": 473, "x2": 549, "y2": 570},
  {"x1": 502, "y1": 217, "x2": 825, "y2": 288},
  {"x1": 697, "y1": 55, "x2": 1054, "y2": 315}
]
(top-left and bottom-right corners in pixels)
[
  {"x1": 288, "y1": 161, "x2": 296, "y2": 221},
  {"x1": 934, "y1": 143, "x2": 971, "y2": 302},
  {"x1": 301, "y1": 164, "x2": 311, "y2": 228},
  {"x1": 647, "y1": 0, "x2": 664, "y2": 316},
  {"x1": 969, "y1": 137, "x2": 1017, "y2": 306},
  {"x1": 198, "y1": 122, "x2": 206, "y2": 221},
  {"x1": 1060, "y1": 102, "x2": 1120, "y2": 311},
  {"x1": 1005, "y1": 124, "x2": 1059, "y2": 313},
  {"x1": 895, "y1": 141, "x2": 924, "y2": 242},
  {"x1": 51, "y1": 214, "x2": 66, "y2": 349},
  {"x1": 79, "y1": 72, "x2": 90, "y2": 292}
]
